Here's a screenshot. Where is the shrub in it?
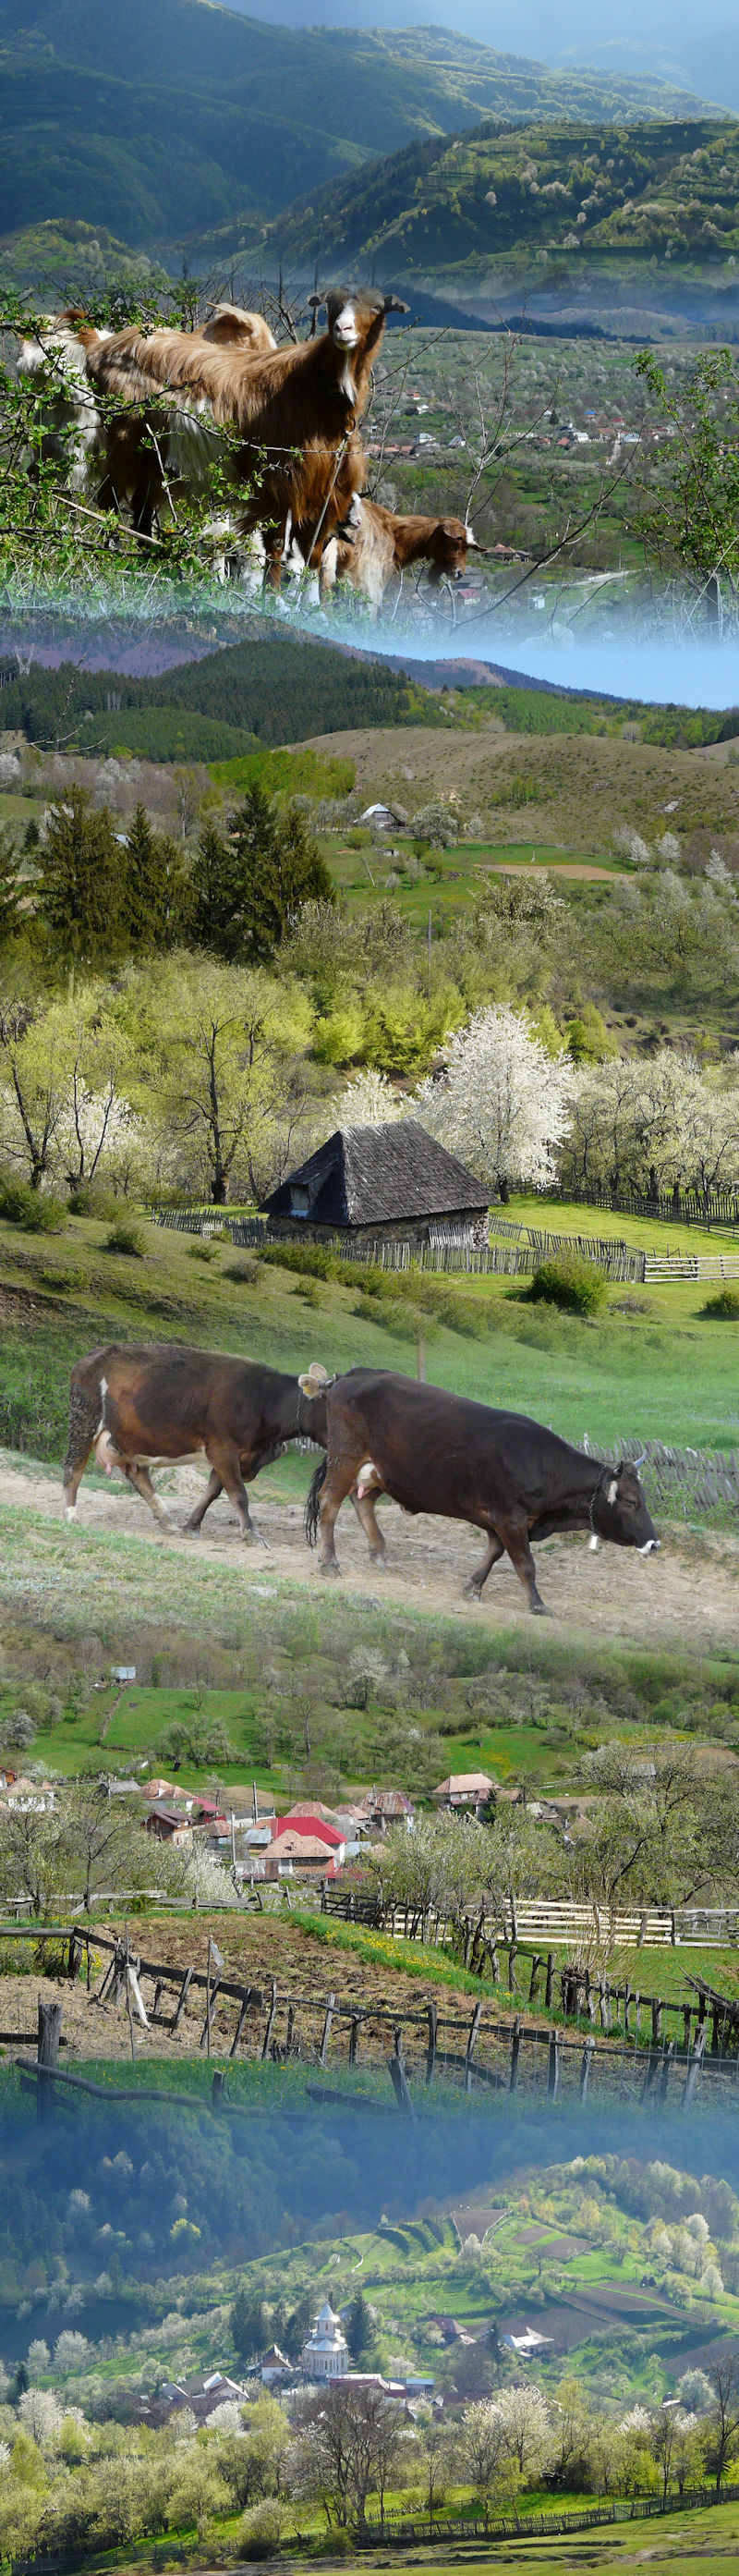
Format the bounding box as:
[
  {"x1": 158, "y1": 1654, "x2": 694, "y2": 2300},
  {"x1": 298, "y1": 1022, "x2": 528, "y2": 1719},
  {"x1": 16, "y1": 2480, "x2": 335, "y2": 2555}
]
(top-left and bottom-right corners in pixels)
[
  {"x1": 103, "y1": 1217, "x2": 145, "y2": 1257},
  {"x1": 188, "y1": 1239, "x2": 215, "y2": 1263},
  {"x1": 67, "y1": 1184, "x2": 118, "y2": 1219},
  {"x1": 530, "y1": 1254, "x2": 608, "y2": 1315},
  {"x1": 224, "y1": 1256, "x2": 259, "y2": 1285},
  {"x1": 38, "y1": 1264, "x2": 87, "y2": 1295},
  {"x1": 0, "y1": 1174, "x2": 64, "y2": 1231},
  {"x1": 295, "y1": 1276, "x2": 321, "y2": 1307},
  {"x1": 701, "y1": 1288, "x2": 739, "y2": 1319}
]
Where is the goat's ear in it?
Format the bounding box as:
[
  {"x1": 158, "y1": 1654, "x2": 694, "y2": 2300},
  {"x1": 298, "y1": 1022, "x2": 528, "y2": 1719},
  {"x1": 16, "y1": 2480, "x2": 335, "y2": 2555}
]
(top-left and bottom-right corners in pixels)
[
  {"x1": 307, "y1": 292, "x2": 325, "y2": 311},
  {"x1": 382, "y1": 294, "x2": 409, "y2": 314}
]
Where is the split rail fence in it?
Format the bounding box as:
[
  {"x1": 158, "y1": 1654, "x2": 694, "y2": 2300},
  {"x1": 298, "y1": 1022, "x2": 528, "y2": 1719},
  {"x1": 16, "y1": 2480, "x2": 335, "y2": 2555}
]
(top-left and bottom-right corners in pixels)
[{"x1": 5, "y1": 1924, "x2": 739, "y2": 2114}]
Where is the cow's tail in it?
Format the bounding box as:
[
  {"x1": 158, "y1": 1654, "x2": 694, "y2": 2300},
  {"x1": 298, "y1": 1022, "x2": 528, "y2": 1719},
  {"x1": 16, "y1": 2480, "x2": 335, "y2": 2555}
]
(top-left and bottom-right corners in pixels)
[{"x1": 305, "y1": 1458, "x2": 327, "y2": 1549}]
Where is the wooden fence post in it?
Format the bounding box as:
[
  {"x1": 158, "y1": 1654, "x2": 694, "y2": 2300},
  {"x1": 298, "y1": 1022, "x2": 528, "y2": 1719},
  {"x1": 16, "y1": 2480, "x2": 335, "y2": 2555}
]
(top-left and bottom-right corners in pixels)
[
  {"x1": 388, "y1": 2031, "x2": 415, "y2": 2118},
  {"x1": 261, "y1": 1979, "x2": 278, "y2": 2060},
  {"x1": 683, "y1": 2022, "x2": 707, "y2": 2109},
  {"x1": 465, "y1": 2000, "x2": 483, "y2": 2093},
  {"x1": 509, "y1": 2017, "x2": 521, "y2": 2092},
  {"x1": 37, "y1": 1998, "x2": 62, "y2": 2122},
  {"x1": 547, "y1": 2031, "x2": 562, "y2": 2100},
  {"x1": 426, "y1": 2002, "x2": 437, "y2": 2087},
  {"x1": 580, "y1": 2035, "x2": 595, "y2": 2101},
  {"x1": 319, "y1": 1994, "x2": 335, "y2": 2068},
  {"x1": 545, "y1": 1951, "x2": 555, "y2": 2009}
]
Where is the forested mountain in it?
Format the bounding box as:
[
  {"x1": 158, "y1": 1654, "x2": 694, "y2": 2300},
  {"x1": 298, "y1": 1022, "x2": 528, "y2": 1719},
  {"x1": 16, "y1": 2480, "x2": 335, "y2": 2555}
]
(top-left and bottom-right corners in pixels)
[
  {"x1": 267, "y1": 111, "x2": 739, "y2": 294},
  {"x1": 0, "y1": 0, "x2": 718, "y2": 256},
  {"x1": 0, "y1": 631, "x2": 437, "y2": 754}
]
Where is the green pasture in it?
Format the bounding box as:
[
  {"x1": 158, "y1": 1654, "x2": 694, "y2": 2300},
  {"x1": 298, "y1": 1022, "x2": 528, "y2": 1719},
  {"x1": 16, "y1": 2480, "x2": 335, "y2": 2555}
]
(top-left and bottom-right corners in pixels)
[
  {"x1": 326, "y1": 835, "x2": 625, "y2": 927},
  {"x1": 1, "y1": 1203, "x2": 738, "y2": 1464},
  {"x1": 380, "y1": 2515, "x2": 739, "y2": 2575}
]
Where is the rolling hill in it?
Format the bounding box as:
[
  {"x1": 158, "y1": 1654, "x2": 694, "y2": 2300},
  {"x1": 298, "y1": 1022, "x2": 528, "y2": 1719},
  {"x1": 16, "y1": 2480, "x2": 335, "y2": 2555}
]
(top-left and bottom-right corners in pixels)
[
  {"x1": 0, "y1": 0, "x2": 721, "y2": 258},
  {"x1": 263, "y1": 111, "x2": 739, "y2": 304}
]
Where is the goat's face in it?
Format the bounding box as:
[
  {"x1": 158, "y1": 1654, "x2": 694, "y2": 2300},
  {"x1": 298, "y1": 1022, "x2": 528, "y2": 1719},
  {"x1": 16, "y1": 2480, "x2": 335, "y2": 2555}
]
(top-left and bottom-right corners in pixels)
[{"x1": 326, "y1": 294, "x2": 361, "y2": 352}]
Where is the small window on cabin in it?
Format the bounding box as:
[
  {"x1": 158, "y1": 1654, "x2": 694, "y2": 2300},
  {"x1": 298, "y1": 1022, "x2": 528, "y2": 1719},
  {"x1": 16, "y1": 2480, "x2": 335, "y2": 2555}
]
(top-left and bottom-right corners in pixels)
[{"x1": 291, "y1": 1184, "x2": 310, "y2": 1216}]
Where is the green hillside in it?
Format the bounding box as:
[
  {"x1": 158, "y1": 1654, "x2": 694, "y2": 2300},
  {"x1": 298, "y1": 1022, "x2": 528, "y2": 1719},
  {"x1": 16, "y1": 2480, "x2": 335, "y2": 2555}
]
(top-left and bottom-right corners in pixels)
[
  {"x1": 0, "y1": 0, "x2": 721, "y2": 257},
  {"x1": 267, "y1": 112, "x2": 739, "y2": 297},
  {"x1": 0, "y1": 631, "x2": 438, "y2": 752}
]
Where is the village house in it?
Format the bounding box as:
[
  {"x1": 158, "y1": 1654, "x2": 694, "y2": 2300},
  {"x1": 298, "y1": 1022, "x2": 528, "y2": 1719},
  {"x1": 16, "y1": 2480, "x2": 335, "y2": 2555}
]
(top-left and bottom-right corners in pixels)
[
  {"x1": 0, "y1": 1775, "x2": 55, "y2": 1812},
  {"x1": 359, "y1": 1787, "x2": 416, "y2": 1833},
  {"x1": 262, "y1": 1827, "x2": 344, "y2": 1880},
  {"x1": 432, "y1": 1773, "x2": 495, "y2": 1816},
  {"x1": 143, "y1": 1802, "x2": 193, "y2": 1847},
  {"x1": 260, "y1": 2343, "x2": 292, "y2": 2387},
  {"x1": 260, "y1": 1120, "x2": 490, "y2": 1253},
  {"x1": 146, "y1": 2369, "x2": 248, "y2": 2423}
]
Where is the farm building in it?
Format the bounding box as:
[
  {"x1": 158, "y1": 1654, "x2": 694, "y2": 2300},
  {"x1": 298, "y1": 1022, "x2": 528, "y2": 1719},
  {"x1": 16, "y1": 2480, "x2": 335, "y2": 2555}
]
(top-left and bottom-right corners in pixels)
[{"x1": 260, "y1": 1120, "x2": 489, "y2": 1251}]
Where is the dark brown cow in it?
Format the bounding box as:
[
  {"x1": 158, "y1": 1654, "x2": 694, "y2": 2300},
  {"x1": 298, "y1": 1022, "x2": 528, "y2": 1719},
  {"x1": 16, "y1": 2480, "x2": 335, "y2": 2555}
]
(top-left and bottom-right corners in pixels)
[
  {"x1": 305, "y1": 1368, "x2": 659, "y2": 1614},
  {"x1": 63, "y1": 1345, "x2": 331, "y2": 1544}
]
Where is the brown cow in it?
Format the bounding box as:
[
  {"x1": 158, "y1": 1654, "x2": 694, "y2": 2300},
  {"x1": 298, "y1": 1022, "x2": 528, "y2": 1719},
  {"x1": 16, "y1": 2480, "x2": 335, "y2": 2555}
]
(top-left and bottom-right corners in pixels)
[
  {"x1": 305, "y1": 1368, "x2": 659, "y2": 1614},
  {"x1": 63, "y1": 1345, "x2": 332, "y2": 1544}
]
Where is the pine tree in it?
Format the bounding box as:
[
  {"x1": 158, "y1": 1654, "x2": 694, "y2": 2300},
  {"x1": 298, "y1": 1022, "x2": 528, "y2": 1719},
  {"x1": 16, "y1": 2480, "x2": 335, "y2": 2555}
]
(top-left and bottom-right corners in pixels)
[
  {"x1": 186, "y1": 816, "x2": 236, "y2": 958},
  {"x1": 36, "y1": 786, "x2": 126, "y2": 968},
  {"x1": 346, "y1": 2289, "x2": 374, "y2": 2364},
  {"x1": 124, "y1": 801, "x2": 185, "y2": 952}
]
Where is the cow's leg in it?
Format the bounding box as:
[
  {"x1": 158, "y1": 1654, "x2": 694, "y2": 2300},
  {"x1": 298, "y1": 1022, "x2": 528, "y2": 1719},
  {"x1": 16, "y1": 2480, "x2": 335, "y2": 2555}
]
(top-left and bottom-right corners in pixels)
[
  {"x1": 183, "y1": 1470, "x2": 224, "y2": 1534},
  {"x1": 203, "y1": 1439, "x2": 266, "y2": 1544},
  {"x1": 63, "y1": 1386, "x2": 99, "y2": 1520},
  {"x1": 319, "y1": 1457, "x2": 362, "y2": 1576},
  {"x1": 464, "y1": 1531, "x2": 504, "y2": 1600},
  {"x1": 350, "y1": 1488, "x2": 386, "y2": 1567},
  {"x1": 502, "y1": 1520, "x2": 551, "y2": 1617},
  {"x1": 122, "y1": 1460, "x2": 173, "y2": 1532}
]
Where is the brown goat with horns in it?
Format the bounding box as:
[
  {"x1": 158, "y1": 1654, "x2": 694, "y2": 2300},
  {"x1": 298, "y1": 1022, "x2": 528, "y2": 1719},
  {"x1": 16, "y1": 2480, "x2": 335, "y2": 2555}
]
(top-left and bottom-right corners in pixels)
[{"x1": 77, "y1": 287, "x2": 407, "y2": 580}]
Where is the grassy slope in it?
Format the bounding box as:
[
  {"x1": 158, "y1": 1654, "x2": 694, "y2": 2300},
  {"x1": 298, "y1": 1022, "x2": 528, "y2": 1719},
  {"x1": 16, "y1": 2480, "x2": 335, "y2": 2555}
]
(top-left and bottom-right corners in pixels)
[
  {"x1": 304, "y1": 726, "x2": 739, "y2": 854},
  {"x1": 2, "y1": 1207, "x2": 739, "y2": 1459}
]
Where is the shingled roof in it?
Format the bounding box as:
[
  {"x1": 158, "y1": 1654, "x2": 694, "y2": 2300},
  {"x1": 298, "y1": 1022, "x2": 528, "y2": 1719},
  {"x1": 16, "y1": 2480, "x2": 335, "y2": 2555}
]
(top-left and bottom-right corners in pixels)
[{"x1": 260, "y1": 1120, "x2": 488, "y2": 1228}]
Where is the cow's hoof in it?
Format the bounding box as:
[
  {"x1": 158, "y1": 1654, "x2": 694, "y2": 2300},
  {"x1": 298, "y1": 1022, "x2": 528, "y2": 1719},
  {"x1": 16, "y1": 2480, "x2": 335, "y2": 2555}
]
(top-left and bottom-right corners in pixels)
[
  {"x1": 531, "y1": 1601, "x2": 554, "y2": 1618},
  {"x1": 321, "y1": 1560, "x2": 342, "y2": 1580},
  {"x1": 369, "y1": 1554, "x2": 387, "y2": 1574},
  {"x1": 182, "y1": 1522, "x2": 202, "y2": 1539},
  {"x1": 64, "y1": 1506, "x2": 77, "y2": 1525},
  {"x1": 463, "y1": 1581, "x2": 482, "y2": 1602}
]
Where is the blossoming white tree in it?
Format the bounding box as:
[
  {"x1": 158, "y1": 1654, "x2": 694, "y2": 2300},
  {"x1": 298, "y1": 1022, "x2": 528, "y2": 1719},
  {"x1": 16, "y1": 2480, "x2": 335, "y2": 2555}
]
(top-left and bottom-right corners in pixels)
[{"x1": 415, "y1": 1004, "x2": 571, "y2": 1194}]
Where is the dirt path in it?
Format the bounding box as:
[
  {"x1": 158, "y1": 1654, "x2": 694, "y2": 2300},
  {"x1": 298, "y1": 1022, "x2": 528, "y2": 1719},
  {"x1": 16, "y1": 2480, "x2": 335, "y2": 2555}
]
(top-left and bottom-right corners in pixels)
[{"x1": 0, "y1": 1453, "x2": 737, "y2": 1651}]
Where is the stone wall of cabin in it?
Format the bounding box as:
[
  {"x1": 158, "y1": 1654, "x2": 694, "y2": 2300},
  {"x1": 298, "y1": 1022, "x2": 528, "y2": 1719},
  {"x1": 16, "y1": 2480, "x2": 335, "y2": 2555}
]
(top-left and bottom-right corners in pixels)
[{"x1": 265, "y1": 1209, "x2": 490, "y2": 1251}]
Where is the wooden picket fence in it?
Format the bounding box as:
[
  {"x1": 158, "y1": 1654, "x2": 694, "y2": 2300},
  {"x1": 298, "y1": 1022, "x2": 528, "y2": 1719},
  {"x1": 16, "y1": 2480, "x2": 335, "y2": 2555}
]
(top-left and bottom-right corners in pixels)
[
  {"x1": 554, "y1": 1181, "x2": 739, "y2": 1231},
  {"x1": 321, "y1": 1886, "x2": 739, "y2": 1950},
  {"x1": 351, "y1": 2478, "x2": 739, "y2": 2551},
  {"x1": 151, "y1": 1201, "x2": 739, "y2": 1284}
]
